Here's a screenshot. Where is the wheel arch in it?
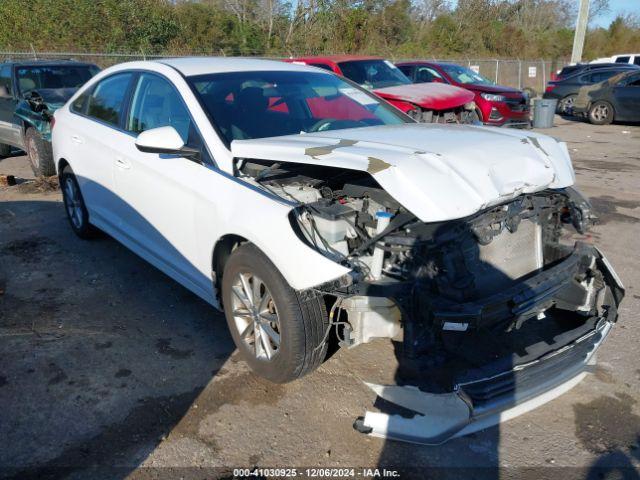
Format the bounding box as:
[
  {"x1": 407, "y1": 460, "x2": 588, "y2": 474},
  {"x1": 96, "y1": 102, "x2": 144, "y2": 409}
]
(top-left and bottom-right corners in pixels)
[
  {"x1": 211, "y1": 234, "x2": 249, "y2": 303},
  {"x1": 57, "y1": 157, "x2": 70, "y2": 177}
]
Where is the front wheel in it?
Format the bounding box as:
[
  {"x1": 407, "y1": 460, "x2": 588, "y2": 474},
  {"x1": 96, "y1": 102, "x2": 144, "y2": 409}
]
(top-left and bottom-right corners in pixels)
[
  {"x1": 221, "y1": 243, "x2": 329, "y2": 383},
  {"x1": 588, "y1": 101, "x2": 614, "y2": 125},
  {"x1": 25, "y1": 127, "x2": 55, "y2": 177}
]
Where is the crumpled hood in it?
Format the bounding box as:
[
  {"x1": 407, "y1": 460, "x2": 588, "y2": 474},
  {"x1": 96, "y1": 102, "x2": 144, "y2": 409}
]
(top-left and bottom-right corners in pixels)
[
  {"x1": 231, "y1": 123, "x2": 575, "y2": 223},
  {"x1": 26, "y1": 88, "x2": 78, "y2": 110},
  {"x1": 374, "y1": 83, "x2": 475, "y2": 111}
]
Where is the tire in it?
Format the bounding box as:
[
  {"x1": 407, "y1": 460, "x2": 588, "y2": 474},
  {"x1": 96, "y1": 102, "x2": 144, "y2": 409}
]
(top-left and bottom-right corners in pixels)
[
  {"x1": 588, "y1": 101, "x2": 614, "y2": 125},
  {"x1": 221, "y1": 243, "x2": 329, "y2": 383},
  {"x1": 60, "y1": 165, "x2": 99, "y2": 239},
  {"x1": 0, "y1": 143, "x2": 11, "y2": 157},
  {"x1": 557, "y1": 94, "x2": 577, "y2": 115},
  {"x1": 25, "y1": 127, "x2": 55, "y2": 177}
]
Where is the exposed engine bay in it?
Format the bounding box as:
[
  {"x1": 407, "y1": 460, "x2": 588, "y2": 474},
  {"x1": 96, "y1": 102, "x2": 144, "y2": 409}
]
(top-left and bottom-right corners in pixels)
[
  {"x1": 407, "y1": 103, "x2": 478, "y2": 124},
  {"x1": 237, "y1": 157, "x2": 622, "y2": 391}
]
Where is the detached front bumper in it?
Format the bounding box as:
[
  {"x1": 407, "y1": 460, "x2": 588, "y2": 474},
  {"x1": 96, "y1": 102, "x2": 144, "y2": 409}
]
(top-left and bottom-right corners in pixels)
[{"x1": 354, "y1": 245, "x2": 624, "y2": 445}]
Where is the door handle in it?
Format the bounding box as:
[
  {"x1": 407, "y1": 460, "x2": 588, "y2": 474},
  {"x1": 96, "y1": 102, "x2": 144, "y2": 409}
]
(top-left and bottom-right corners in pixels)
[
  {"x1": 71, "y1": 135, "x2": 83, "y2": 144},
  {"x1": 115, "y1": 157, "x2": 131, "y2": 170}
]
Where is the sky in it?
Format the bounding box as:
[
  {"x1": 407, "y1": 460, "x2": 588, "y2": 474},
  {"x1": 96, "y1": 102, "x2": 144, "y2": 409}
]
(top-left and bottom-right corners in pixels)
[{"x1": 590, "y1": 0, "x2": 640, "y2": 27}]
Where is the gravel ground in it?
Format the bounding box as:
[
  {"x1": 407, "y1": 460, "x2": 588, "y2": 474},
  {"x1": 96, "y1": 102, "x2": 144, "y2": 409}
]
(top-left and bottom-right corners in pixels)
[{"x1": 1, "y1": 116, "x2": 639, "y2": 480}]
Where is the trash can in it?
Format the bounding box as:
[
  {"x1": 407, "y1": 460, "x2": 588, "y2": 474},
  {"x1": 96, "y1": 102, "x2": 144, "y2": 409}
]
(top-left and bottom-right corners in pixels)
[{"x1": 532, "y1": 98, "x2": 558, "y2": 128}]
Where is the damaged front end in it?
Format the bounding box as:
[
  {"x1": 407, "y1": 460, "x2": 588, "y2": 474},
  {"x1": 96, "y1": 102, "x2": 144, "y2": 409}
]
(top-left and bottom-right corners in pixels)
[
  {"x1": 406, "y1": 101, "x2": 479, "y2": 125},
  {"x1": 15, "y1": 88, "x2": 75, "y2": 141},
  {"x1": 233, "y1": 128, "x2": 624, "y2": 444}
]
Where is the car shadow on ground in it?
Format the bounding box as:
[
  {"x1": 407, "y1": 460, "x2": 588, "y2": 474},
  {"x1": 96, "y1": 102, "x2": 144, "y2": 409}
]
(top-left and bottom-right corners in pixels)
[{"x1": 0, "y1": 198, "x2": 237, "y2": 479}]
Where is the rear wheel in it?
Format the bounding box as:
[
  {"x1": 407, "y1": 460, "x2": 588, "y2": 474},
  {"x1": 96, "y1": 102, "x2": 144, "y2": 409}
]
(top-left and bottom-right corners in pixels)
[
  {"x1": 25, "y1": 127, "x2": 55, "y2": 177},
  {"x1": 60, "y1": 165, "x2": 99, "y2": 239},
  {"x1": 588, "y1": 101, "x2": 614, "y2": 125},
  {"x1": 557, "y1": 94, "x2": 577, "y2": 115},
  {"x1": 221, "y1": 243, "x2": 329, "y2": 383}
]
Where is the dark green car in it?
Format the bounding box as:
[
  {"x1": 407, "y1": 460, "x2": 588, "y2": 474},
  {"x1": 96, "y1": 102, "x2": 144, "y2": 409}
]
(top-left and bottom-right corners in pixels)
[{"x1": 0, "y1": 60, "x2": 100, "y2": 176}]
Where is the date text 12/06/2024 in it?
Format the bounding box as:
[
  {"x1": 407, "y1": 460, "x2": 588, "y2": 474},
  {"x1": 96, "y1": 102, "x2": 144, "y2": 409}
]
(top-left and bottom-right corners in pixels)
[{"x1": 233, "y1": 468, "x2": 401, "y2": 477}]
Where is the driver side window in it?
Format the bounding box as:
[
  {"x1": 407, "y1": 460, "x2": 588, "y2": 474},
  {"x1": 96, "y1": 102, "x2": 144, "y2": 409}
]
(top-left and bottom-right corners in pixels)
[
  {"x1": 127, "y1": 73, "x2": 212, "y2": 164},
  {"x1": 127, "y1": 73, "x2": 191, "y2": 142}
]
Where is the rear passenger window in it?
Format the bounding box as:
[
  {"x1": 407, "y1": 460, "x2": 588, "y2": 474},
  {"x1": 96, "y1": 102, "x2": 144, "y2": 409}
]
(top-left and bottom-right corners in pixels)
[
  {"x1": 634, "y1": 57, "x2": 640, "y2": 66},
  {"x1": 86, "y1": 73, "x2": 133, "y2": 127},
  {"x1": 615, "y1": 56, "x2": 630, "y2": 64},
  {"x1": 589, "y1": 71, "x2": 617, "y2": 83}
]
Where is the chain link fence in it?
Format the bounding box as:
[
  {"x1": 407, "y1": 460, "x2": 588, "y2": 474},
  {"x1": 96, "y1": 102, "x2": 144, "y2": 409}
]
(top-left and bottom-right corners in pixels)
[{"x1": 0, "y1": 50, "x2": 569, "y2": 96}]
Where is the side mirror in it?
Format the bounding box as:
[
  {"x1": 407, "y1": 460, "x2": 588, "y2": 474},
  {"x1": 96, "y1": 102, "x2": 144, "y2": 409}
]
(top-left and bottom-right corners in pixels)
[
  {"x1": 135, "y1": 126, "x2": 200, "y2": 161},
  {"x1": 0, "y1": 85, "x2": 11, "y2": 99}
]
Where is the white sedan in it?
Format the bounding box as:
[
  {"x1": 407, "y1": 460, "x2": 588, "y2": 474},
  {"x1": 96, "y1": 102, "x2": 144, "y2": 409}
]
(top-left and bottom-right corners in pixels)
[{"x1": 52, "y1": 58, "x2": 623, "y2": 444}]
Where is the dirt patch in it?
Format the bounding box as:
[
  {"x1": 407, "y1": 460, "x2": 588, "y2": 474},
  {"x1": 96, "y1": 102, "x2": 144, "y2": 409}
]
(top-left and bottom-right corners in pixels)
[
  {"x1": 0, "y1": 288, "x2": 64, "y2": 332},
  {"x1": 574, "y1": 392, "x2": 640, "y2": 455},
  {"x1": 575, "y1": 160, "x2": 640, "y2": 172},
  {"x1": 590, "y1": 196, "x2": 640, "y2": 224},
  {"x1": 47, "y1": 363, "x2": 68, "y2": 386},
  {"x1": 94, "y1": 341, "x2": 113, "y2": 350},
  {"x1": 115, "y1": 369, "x2": 131, "y2": 378},
  {"x1": 171, "y1": 369, "x2": 287, "y2": 441},
  {"x1": 15, "y1": 176, "x2": 59, "y2": 194},
  {"x1": 3, "y1": 387, "x2": 206, "y2": 479},
  {"x1": 0, "y1": 236, "x2": 55, "y2": 263},
  {"x1": 156, "y1": 338, "x2": 193, "y2": 360}
]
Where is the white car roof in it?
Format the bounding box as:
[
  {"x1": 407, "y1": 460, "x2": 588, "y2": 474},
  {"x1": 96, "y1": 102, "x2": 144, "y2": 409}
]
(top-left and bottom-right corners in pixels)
[{"x1": 156, "y1": 57, "x2": 324, "y2": 77}]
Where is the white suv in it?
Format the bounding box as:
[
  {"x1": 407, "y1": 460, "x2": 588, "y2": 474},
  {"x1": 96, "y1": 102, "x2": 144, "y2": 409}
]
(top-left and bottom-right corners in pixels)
[{"x1": 53, "y1": 58, "x2": 623, "y2": 443}]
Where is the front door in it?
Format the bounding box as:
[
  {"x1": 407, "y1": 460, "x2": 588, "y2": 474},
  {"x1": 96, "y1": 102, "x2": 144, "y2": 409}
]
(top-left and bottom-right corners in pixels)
[
  {"x1": 612, "y1": 73, "x2": 640, "y2": 121},
  {"x1": 114, "y1": 72, "x2": 212, "y2": 294}
]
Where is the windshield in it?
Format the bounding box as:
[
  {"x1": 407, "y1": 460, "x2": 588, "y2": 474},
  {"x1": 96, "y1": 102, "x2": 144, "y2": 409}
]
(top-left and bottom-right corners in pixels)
[
  {"x1": 16, "y1": 65, "x2": 99, "y2": 95},
  {"x1": 188, "y1": 70, "x2": 410, "y2": 145},
  {"x1": 337, "y1": 60, "x2": 412, "y2": 89},
  {"x1": 440, "y1": 64, "x2": 494, "y2": 85}
]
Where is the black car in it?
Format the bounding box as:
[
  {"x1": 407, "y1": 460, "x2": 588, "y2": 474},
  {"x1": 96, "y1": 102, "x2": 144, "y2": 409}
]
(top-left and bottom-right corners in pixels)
[
  {"x1": 573, "y1": 70, "x2": 640, "y2": 125},
  {"x1": 544, "y1": 64, "x2": 639, "y2": 114},
  {"x1": 554, "y1": 62, "x2": 636, "y2": 81},
  {"x1": 0, "y1": 59, "x2": 99, "y2": 176}
]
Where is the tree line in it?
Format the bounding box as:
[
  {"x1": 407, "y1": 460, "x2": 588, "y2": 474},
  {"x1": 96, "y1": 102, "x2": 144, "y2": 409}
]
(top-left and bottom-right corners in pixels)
[{"x1": 0, "y1": 0, "x2": 638, "y2": 60}]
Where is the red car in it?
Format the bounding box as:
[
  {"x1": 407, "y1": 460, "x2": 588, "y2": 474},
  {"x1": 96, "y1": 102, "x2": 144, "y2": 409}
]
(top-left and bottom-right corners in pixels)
[
  {"x1": 288, "y1": 56, "x2": 478, "y2": 123},
  {"x1": 396, "y1": 61, "x2": 531, "y2": 127}
]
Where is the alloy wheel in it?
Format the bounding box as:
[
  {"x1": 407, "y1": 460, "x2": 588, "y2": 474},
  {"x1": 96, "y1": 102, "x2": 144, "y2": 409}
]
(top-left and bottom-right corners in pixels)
[
  {"x1": 230, "y1": 272, "x2": 281, "y2": 360},
  {"x1": 63, "y1": 177, "x2": 83, "y2": 230},
  {"x1": 592, "y1": 104, "x2": 609, "y2": 122}
]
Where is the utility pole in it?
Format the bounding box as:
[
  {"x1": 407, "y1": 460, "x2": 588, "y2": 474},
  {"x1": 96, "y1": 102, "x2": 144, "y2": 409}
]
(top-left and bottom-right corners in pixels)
[{"x1": 571, "y1": 0, "x2": 590, "y2": 64}]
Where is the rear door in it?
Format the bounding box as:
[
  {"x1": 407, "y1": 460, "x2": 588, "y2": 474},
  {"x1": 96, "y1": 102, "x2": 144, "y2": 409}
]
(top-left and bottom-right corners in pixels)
[{"x1": 67, "y1": 72, "x2": 136, "y2": 231}]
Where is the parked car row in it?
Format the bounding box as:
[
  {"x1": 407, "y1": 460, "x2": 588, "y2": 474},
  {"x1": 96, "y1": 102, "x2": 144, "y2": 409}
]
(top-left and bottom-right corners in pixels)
[
  {"x1": 290, "y1": 55, "x2": 532, "y2": 127},
  {"x1": 544, "y1": 62, "x2": 640, "y2": 124},
  {"x1": 26, "y1": 56, "x2": 622, "y2": 444}
]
